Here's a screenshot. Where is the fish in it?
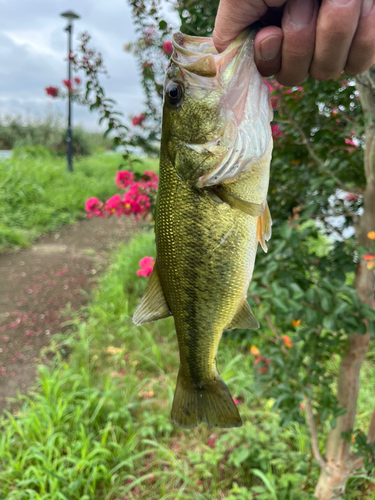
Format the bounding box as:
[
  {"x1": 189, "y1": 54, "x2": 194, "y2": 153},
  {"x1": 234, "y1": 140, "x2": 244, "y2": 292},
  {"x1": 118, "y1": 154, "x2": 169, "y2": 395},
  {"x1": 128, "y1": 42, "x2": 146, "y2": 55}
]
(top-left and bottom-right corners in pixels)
[{"x1": 133, "y1": 28, "x2": 273, "y2": 429}]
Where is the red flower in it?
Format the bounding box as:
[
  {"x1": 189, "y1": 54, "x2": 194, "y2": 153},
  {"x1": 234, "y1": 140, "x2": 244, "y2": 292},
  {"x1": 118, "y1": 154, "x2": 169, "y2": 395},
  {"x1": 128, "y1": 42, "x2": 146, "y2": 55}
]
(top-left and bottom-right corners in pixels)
[
  {"x1": 74, "y1": 77, "x2": 81, "y2": 84},
  {"x1": 206, "y1": 438, "x2": 216, "y2": 449},
  {"x1": 271, "y1": 124, "x2": 283, "y2": 139},
  {"x1": 85, "y1": 197, "x2": 104, "y2": 217},
  {"x1": 45, "y1": 86, "x2": 59, "y2": 98},
  {"x1": 345, "y1": 194, "x2": 358, "y2": 202},
  {"x1": 137, "y1": 256, "x2": 155, "y2": 277},
  {"x1": 132, "y1": 113, "x2": 146, "y2": 126},
  {"x1": 105, "y1": 194, "x2": 124, "y2": 216},
  {"x1": 143, "y1": 170, "x2": 159, "y2": 183},
  {"x1": 162, "y1": 41, "x2": 173, "y2": 55},
  {"x1": 116, "y1": 170, "x2": 134, "y2": 189},
  {"x1": 363, "y1": 253, "x2": 375, "y2": 261},
  {"x1": 63, "y1": 79, "x2": 72, "y2": 90}
]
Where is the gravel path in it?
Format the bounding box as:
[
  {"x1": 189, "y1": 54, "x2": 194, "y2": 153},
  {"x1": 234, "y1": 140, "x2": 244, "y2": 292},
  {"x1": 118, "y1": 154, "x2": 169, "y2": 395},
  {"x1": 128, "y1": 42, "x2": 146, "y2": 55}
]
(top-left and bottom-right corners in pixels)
[{"x1": 0, "y1": 215, "x2": 138, "y2": 413}]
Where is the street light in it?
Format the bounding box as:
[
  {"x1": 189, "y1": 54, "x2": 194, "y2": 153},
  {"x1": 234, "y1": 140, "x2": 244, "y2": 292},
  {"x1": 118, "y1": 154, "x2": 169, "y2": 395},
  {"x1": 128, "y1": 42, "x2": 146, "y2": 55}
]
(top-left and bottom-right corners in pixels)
[{"x1": 60, "y1": 10, "x2": 80, "y2": 173}]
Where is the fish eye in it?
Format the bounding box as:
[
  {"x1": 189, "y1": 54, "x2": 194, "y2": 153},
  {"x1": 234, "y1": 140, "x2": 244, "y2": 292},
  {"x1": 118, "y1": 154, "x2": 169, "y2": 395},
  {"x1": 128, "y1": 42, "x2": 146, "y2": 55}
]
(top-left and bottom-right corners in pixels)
[{"x1": 166, "y1": 81, "x2": 184, "y2": 107}]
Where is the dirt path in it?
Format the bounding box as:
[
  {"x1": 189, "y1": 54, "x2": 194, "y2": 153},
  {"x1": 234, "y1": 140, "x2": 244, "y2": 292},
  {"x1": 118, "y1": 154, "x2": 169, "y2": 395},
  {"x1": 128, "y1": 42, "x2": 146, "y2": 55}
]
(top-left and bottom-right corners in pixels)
[{"x1": 0, "y1": 215, "x2": 138, "y2": 413}]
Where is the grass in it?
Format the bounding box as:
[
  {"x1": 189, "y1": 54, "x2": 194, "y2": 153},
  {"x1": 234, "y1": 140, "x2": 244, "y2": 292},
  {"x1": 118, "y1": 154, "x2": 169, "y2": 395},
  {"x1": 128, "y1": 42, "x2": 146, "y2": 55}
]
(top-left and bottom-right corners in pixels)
[
  {"x1": 0, "y1": 152, "x2": 158, "y2": 251},
  {"x1": 0, "y1": 231, "x2": 374, "y2": 499}
]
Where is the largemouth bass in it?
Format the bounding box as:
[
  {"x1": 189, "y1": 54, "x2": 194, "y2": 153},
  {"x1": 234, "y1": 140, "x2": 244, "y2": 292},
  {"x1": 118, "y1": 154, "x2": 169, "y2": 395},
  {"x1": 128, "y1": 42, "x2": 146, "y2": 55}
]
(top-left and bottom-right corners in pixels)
[{"x1": 133, "y1": 28, "x2": 273, "y2": 428}]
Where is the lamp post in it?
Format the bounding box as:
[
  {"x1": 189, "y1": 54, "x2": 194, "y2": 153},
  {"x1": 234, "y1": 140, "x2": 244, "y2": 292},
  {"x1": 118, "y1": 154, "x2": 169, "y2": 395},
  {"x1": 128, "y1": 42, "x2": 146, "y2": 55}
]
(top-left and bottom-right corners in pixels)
[{"x1": 60, "y1": 10, "x2": 80, "y2": 173}]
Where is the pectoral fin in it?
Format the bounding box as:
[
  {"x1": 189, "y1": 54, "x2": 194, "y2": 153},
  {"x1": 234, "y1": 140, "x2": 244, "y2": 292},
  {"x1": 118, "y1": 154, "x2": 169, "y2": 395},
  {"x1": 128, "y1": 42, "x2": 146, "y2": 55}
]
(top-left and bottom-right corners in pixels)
[
  {"x1": 227, "y1": 299, "x2": 259, "y2": 330},
  {"x1": 257, "y1": 202, "x2": 272, "y2": 253},
  {"x1": 132, "y1": 261, "x2": 172, "y2": 325},
  {"x1": 215, "y1": 186, "x2": 265, "y2": 217}
]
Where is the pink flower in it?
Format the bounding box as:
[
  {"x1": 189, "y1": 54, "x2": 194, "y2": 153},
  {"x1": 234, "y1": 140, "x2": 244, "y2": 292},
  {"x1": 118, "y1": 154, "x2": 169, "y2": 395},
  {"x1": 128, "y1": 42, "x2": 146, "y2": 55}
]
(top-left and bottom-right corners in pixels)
[
  {"x1": 162, "y1": 41, "x2": 173, "y2": 55},
  {"x1": 63, "y1": 79, "x2": 72, "y2": 90},
  {"x1": 45, "y1": 86, "x2": 60, "y2": 98},
  {"x1": 132, "y1": 113, "x2": 146, "y2": 126},
  {"x1": 206, "y1": 438, "x2": 216, "y2": 449},
  {"x1": 232, "y1": 397, "x2": 241, "y2": 405},
  {"x1": 345, "y1": 138, "x2": 356, "y2": 146},
  {"x1": 137, "y1": 256, "x2": 155, "y2": 277},
  {"x1": 143, "y1": 170, "x2": 159, "y2": 183},
  {"x1": 85, "y1": 197, "x2": 104, "y2": 218},
  {"x1": 105, "y1": 194, "x2": 124, "y2": 216},
  {"x1": 74, "y1": 77, "x2": 81, "y2": 84},
  {"x1": 300, "y1": 403, "x2": 306, "y2": 410},
  {"x1": 116, "y1": 170, "x2": 134, "y2": 189},
  {"x1": 345, "y1": 194, "x2": 358, "y2": 202},
  {"x1": 271, "y1": 124, "x2": 283, "y2": 139}
]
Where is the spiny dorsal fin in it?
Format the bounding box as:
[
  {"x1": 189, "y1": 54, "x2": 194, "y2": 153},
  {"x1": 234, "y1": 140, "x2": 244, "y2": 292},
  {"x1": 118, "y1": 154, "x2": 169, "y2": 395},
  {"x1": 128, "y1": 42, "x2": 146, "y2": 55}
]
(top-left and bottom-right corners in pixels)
[
  {"x1": 132, "y1": 261, "x2": 172, "y2": 325},
  {"x1": 227, "y1": 298, "x2": 259, "y2": 330},
  {"x1": 257, "y1": 201, "x2": 272, "y2": 253},
  {"x1": 215, "y1": 186, "x2": 265, "y2": 217}
]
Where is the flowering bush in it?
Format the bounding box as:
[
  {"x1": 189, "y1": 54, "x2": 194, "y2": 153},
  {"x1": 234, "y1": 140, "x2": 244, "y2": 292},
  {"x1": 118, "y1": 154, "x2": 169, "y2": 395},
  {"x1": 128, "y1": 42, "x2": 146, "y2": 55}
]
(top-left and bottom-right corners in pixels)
[{"x1": 85, "y1": 170, "x2": 158, "y2": 221}]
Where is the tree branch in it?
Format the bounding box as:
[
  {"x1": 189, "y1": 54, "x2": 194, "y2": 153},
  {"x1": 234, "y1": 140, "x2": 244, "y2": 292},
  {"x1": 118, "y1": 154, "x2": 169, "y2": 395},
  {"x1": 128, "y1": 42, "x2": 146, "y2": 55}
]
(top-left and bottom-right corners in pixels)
[{"x1": 306, "y1": 398, "x2": 331, "y2": 475}]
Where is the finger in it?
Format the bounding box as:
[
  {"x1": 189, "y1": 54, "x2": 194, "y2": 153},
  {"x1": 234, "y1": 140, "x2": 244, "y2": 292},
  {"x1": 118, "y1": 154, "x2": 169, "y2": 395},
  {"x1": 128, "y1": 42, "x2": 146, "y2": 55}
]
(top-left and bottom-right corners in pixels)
[
  {"x1": 275, "y1": 0, "x2": 319, "y2": 86},
  {"x1": 213, "y1": 0, "x2": 287, "y2": 53},
  {"x1": 254, "y1": 27, "x2": 284, "y2": 77},
  {"x1": 345, "y1": 1, "x2": 375, "y2": 74},
  {"x1": 310, "y1": 0, "x2": 362, "y2": 80}
]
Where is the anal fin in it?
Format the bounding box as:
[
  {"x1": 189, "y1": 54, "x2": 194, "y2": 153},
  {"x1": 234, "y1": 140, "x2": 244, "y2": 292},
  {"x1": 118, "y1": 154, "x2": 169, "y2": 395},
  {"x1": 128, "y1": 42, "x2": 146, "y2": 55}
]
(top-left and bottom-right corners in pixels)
[
  {"x1": 215, "y1": 186, "x2": 265, "y2": 217},
  {"x1": 257, "y1": 201, "x2": 272, "y2": 253},
  {"x1": 132, "y1": 261, "x2": 172, "y2": 325},
  {"x1": 227, "y1": 298, "x2": 259, "y2": 330}
]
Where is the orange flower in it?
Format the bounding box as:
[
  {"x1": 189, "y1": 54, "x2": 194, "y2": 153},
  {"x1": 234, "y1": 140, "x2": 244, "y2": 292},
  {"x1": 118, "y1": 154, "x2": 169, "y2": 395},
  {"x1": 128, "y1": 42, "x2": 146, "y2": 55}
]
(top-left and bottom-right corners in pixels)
[
  {"x1": 363, "y1": 254, "x2": 375, "y2": 261},
  {"x1": 282, "y1": 335, "x2": 293, "y2": 348},
  {"x1": 367, "y1": 231, "x2": 375, "y2": 240},
  {"x1": 292, "y1": 318, "x2": 301, "y2": 328},
  {"x1": 250, "y1": 345, "x2": 260, "y2": 356},
  {"x1": 367, "y1": 261, "x2": 375, "y2": 270}
]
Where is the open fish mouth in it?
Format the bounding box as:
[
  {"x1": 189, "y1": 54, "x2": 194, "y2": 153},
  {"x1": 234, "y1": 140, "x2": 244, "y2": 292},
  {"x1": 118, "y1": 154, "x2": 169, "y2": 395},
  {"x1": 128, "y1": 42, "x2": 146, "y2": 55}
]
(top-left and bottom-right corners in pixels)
[{"x1": 169, "y1": 29, "x2": 273, "y2": 188}]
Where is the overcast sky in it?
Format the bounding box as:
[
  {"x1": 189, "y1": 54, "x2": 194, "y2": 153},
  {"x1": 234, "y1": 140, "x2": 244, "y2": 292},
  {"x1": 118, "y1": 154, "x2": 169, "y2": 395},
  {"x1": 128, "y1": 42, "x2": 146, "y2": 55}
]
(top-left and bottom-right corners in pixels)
[{"x1": 0, "y1": 0, "x2": 178, "y2": 131}]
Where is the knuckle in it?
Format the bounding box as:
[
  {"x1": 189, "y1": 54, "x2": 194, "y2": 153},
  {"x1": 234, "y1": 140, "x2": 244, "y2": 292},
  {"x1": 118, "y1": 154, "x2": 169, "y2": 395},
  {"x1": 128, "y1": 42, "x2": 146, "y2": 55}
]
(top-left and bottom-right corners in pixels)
[{"x1": 309, "y1": 65, "x2": 341, "y2": 81}]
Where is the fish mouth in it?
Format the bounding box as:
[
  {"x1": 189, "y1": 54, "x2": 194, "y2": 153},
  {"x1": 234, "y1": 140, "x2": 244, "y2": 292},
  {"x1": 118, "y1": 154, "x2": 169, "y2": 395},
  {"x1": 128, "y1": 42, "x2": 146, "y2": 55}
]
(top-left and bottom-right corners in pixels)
[{"x1": 170, "y1": 29, "x2": 273, "y2": 188}]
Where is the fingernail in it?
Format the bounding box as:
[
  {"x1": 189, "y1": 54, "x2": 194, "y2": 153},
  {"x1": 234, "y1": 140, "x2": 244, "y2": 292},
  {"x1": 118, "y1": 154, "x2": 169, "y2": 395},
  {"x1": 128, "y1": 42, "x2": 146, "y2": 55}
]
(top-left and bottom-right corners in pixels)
[
  {"x1": 288, "y1": 0, "x2": 315, "y2": 28},
  {"x1": 329, "y1": 0, "x2": 352, "y2": 5},
  {"x1": 259, "y1": 36, "x2": 282, "y2": 61},
  {"x1": 361, "y1": 0, "x2": 374, "y2": 16}
]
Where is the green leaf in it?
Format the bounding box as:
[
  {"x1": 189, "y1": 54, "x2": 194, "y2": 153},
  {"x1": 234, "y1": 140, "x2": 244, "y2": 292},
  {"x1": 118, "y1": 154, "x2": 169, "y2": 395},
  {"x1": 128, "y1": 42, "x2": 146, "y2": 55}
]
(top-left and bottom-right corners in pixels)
[{"x1": 272, "y1": 297, "x2": 289, "y2": 313}]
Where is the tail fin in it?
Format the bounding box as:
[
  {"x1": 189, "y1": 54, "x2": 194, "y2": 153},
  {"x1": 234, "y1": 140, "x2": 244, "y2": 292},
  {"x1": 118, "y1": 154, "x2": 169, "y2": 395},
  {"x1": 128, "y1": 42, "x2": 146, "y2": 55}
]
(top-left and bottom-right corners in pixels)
[{"x1": 171, "y1": 371, "x2": 242, "y2": 429}]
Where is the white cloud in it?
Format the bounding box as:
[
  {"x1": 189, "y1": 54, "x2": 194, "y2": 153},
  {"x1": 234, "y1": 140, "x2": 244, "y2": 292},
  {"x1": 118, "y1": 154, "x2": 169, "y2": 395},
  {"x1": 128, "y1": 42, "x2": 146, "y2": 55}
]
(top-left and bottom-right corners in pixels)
[{"x1": 0, "y1": 0, "x2": 152, "y2": 131}]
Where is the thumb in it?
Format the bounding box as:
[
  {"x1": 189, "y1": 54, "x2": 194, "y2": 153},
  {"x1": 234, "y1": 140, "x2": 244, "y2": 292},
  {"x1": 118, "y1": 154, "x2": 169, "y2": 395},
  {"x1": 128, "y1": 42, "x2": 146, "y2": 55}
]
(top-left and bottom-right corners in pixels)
[{"x1": 213, "y1": 0, "x2": 287, "y2": 53}]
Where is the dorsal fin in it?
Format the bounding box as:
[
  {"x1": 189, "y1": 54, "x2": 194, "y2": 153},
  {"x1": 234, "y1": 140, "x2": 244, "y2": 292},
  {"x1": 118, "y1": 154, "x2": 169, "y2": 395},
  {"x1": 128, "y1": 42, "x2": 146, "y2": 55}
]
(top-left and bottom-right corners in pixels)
[
  {"x1": 226, "y1": 298, "x2": 259, "y2": 330},
  {"x1": 132, "y1": 261, "x2": 172, "y2": 325},
  {"x1": 257, "y1": 202, "x2": 272, "y2": 253}
]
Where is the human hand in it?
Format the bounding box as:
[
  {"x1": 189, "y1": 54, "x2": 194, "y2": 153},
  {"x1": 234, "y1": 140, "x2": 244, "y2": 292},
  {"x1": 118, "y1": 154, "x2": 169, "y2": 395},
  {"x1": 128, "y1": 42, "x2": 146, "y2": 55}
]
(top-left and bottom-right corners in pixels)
[{"x1": 213, "y1": 0, "x2": 375, "y2": 86}]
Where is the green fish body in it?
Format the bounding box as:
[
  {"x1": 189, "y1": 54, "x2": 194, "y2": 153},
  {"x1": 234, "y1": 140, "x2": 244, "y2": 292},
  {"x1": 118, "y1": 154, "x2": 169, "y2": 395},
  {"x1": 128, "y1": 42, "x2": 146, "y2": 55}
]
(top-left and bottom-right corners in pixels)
[{"x1": 133, "y1": 29, "x2": 273, "y2": 428}]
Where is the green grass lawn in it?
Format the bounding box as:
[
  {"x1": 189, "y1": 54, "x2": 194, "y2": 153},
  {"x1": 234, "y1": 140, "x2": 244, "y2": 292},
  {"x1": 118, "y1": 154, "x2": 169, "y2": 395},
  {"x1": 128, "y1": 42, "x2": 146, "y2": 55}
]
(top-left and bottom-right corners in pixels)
[
  {"x1": 0, "y1": 152, "x2": 158, "y2": 251},
  {"x1": 1, "y1": 231, "x2": 374, "y2": 499}
]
